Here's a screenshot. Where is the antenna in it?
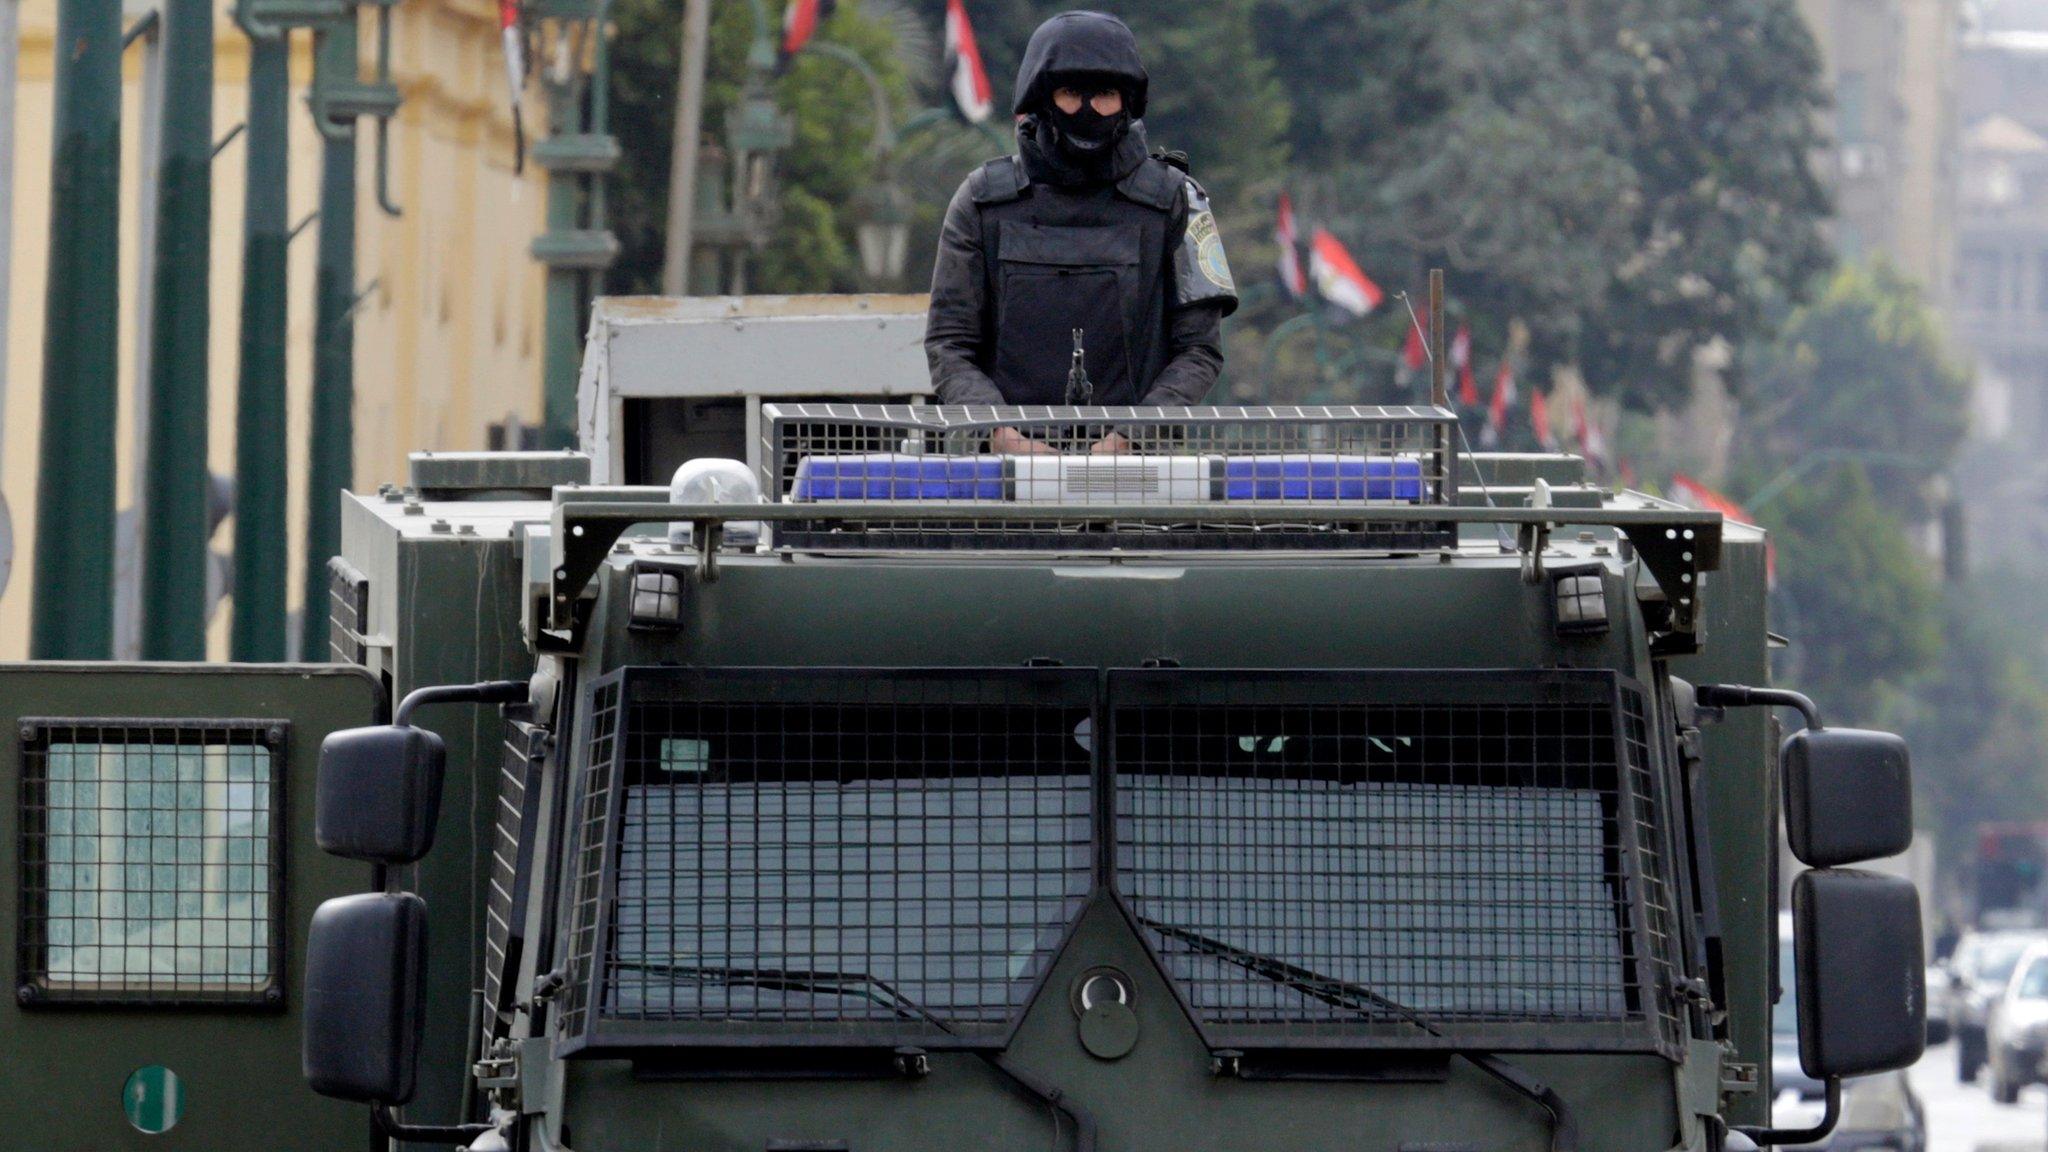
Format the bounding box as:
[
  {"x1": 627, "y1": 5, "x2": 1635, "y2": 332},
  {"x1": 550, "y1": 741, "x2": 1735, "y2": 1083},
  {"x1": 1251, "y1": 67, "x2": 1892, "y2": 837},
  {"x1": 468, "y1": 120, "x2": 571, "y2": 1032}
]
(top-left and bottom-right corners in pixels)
[{"x1": 1428, "y1": 268, "x2": 1447, "y2": 409}]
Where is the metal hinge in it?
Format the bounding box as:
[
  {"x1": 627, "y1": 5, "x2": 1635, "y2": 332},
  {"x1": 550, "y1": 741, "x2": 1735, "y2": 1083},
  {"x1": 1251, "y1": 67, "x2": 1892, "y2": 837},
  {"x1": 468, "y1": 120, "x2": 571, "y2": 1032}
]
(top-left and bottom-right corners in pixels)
[{"x1": 1721, "y1": 1060, "x2": 1760, "y2": 1097}]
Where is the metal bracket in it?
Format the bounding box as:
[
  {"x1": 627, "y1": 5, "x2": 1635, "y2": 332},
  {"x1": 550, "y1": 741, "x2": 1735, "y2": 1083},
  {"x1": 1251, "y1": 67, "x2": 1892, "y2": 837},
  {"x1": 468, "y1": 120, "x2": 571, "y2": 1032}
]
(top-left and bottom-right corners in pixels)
[
  {"x1": 1620, "y1": 518, "x2": 1719, "y2": 653},
  {"x1": 1720, "y1": 1060, "x2": 1759, "y2": 1097}
]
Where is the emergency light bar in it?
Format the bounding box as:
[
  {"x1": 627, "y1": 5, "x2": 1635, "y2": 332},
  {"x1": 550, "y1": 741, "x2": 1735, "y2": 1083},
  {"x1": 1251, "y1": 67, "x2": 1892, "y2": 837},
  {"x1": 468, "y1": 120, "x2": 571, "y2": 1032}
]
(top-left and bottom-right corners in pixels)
[{"x1": 791, "y1": 453, "x2": 1428, "y2": 504}]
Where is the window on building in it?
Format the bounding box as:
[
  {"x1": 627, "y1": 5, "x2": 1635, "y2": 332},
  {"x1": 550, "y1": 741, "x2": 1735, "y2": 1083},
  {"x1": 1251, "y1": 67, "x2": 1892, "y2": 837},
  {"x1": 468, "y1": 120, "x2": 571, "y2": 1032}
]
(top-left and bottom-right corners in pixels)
[{"x1": 18, "y1": 721, "x2": 284, "y2": 1006}]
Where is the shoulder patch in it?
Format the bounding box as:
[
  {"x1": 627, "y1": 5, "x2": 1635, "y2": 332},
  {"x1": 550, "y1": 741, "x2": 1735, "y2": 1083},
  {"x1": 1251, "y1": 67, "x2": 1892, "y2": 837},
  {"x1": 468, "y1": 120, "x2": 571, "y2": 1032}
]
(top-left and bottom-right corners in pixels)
[{"x1": 970, "y1": 156, "x2": 1030, "y2": 205}]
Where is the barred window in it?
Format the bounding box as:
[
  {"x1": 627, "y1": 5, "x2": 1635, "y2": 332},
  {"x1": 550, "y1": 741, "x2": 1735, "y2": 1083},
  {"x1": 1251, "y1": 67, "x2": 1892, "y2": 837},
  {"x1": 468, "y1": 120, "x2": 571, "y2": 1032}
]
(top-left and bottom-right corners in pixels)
[{"x1": 18, "y1": 721, "x2": 285, "y2": 1007}]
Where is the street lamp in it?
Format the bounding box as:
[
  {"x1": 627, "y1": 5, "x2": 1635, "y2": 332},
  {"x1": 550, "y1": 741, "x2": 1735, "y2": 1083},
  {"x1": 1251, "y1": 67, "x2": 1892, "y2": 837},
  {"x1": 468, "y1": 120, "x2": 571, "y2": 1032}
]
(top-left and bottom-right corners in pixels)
[{"x1": 854, "y1": 180, "x2": 913, "y2": 286}]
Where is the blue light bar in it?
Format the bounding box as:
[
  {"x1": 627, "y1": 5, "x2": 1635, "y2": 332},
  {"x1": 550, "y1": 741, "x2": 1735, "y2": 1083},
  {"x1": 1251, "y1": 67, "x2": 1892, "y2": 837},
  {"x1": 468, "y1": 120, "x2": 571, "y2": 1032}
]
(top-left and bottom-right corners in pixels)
[
  {"x1": 1221, "y1": 455, "x2": 1426, "y2": 502},
  {"x1": 792, "y1": 454, "x2": 1007, "y2": 502}
]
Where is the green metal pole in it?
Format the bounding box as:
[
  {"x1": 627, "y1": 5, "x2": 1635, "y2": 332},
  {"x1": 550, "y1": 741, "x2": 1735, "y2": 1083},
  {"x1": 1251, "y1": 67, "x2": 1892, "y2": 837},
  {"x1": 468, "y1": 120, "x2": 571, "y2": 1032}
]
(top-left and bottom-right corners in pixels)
[
  {"x1": 30, "y1": 0, "x2": 122, "y2": 658},
  {"x1": 539, "y1": 79, "x2": 584, "y2": 449},
  {"x1": 139, "y1": 0, "x2": 215, "y2": 659},
  {"x1": 231, "y1": 29, "x2": 290, "y2": 660},
  {"x1": 301, "y1": 21, "x2": 357, "y2": 662}
]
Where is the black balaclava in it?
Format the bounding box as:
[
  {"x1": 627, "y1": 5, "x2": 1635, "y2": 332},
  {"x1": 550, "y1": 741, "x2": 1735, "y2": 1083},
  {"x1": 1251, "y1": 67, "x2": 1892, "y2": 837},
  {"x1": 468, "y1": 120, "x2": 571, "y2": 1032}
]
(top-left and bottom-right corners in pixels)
[
  {"x1": 1043, "y1": 72, "x2": 1132, "y2": 159},
  {"x1": 1012, "y1": 12, "x2": 1149, "y2": 185}
]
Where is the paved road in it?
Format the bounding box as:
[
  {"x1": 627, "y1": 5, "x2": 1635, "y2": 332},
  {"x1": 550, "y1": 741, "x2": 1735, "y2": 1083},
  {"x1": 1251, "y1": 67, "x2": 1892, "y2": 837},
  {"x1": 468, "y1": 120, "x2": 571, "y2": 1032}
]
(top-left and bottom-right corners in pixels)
[{"x1": 1913, "y1": 1040, "x2": 2045, "y2": 1152}]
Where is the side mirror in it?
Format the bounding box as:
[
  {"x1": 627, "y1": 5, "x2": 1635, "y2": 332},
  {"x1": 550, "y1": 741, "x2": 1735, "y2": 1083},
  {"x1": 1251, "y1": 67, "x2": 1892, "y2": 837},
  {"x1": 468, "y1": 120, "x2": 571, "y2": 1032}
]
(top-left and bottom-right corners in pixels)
[
  {"x1": 1782, "y1": 728, "x2": 1911, "y2": 867},
  {"x1": 303, "y1": 893, "x2": 429, "y2": 1104},
  {"x1": 1792, "y1": 869, "x2": 1926, "y2": 1079},
  {"x1": 316, "y1": 725, "x2": 448, "y2": 863}
]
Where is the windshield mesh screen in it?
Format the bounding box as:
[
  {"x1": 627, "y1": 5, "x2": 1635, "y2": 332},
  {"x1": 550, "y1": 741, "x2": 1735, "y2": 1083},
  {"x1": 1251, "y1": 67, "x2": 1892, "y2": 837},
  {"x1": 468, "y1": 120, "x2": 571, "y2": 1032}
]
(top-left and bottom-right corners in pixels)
[
  {"x1": 1110, "y1": 672, "x2": 1665, "y2": 1042},
  {"x1": 569, "y1": 668, "x2": 1094, "y2": 1044}
]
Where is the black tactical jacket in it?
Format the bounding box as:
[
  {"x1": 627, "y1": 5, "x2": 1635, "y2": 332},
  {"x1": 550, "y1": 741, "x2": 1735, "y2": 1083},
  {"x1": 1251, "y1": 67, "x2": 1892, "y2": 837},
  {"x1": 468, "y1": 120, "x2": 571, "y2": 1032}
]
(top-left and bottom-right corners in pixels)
[{"x1": 924, "y1": 126, "x2": 1237, "y2": 407}]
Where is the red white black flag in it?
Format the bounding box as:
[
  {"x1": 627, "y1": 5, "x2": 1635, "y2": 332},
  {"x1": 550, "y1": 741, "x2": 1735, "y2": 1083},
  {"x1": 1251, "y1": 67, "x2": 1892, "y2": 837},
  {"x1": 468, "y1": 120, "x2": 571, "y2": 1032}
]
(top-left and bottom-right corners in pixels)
[
  {"x1": 780, "y1": 0, "x2": 835, "y2": 67},
  {"x1": 1308, "y1": 228, "x2": 1383, "y2": 318},
  {"x1": 945, "y1": 0, "x2": 994, "y2": 123},
  {"x1": 1530, "y1": 385, "x2": 1557, "y2": 450},
  {"x1": 1274, "y1": 193, "x2": 1308, "y2": 300},
  {"x1": 1573, "y1": 393, "x2": 1609, "y2": 469},
  {"x1": 1453, "y1": 323, "x2": 1478, "y2": 406},
  {"x1": 499, "y1": 0, "x2": 526, "y2": 172},
  {"x1": 1483, "y1": 353, "x2": 1516, "y2": 446}
]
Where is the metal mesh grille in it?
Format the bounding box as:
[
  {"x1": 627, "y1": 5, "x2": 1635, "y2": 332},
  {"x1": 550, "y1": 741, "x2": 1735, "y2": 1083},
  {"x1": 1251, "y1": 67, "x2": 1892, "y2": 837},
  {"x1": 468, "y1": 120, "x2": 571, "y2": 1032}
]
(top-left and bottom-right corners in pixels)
[
  {"x1": 1619, "y1": 687, "x2": 1683, "y2": 1045},
  {"x1": 763, "y1": 404, "x2": 1457, "y2": 553},
  {"x1": 563, "y1": 668, "x2": 1094, "y2": 1047},
  {"x1": 484, "y1": 721, "x2": 548, "y2": 1040},
  {"x1": 17, "y1": 720, "x2": 285, "y2": 1006},
  {"x1": 1110, "y1": 672, "x2": 1677, "y2": 1051},
  {"x1": 327, "y1": 556, "x2": 371, "y2": 665},
  {"x1": 558, "y1": 680, "x2": 622, "y2": 1040}
]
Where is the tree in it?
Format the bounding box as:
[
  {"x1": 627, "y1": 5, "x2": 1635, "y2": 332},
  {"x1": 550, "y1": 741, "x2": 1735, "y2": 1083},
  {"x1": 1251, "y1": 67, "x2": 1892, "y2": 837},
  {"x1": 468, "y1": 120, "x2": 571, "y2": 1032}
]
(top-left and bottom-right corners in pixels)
[
  {"x1": 606, "y1": 0, "x2": 915, "y2": 295},
  {"x1": 1763, "y1": 463, "x2": 1944, "y2": 718},
  {"x1": 1741, "y1": 261, "x2": 1972, "y2": 515},
  {"x1": 1246, "y1": 0, "x2": 1832, "y2": 410}
]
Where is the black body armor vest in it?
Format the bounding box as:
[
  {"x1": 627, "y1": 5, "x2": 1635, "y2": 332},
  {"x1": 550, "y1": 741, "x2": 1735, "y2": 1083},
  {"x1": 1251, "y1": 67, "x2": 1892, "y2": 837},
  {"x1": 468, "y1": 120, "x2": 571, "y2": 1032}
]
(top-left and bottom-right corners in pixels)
[{"x1": 967, "y1": 153, "x2": 1186, "y2": 406}]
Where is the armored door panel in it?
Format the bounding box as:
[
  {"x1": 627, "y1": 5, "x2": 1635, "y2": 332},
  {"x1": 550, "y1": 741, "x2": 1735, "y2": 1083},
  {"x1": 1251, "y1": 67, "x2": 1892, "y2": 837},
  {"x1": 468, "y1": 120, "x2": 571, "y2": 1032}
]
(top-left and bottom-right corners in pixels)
[{"x1": 0, "y1": 664, "x2": 381, "y2": 1150}]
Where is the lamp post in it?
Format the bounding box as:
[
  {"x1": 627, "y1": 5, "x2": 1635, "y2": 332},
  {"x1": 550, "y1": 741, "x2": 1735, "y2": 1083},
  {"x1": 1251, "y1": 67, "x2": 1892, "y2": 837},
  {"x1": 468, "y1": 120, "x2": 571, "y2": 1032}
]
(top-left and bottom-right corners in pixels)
[
  {"x1": 804, "y1": 40, "x2": 916, "y2": 290},
  {"x1": 853, "y1": 181, "x2": 912, "y2": 286}
]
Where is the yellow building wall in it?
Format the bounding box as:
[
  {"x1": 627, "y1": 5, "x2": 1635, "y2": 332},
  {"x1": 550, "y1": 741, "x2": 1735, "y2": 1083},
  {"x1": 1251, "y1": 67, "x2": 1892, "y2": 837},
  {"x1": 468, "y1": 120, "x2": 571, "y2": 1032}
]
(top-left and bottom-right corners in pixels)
[{"x1": 0, "y1": 0, "x2": 550, "y2": 659}]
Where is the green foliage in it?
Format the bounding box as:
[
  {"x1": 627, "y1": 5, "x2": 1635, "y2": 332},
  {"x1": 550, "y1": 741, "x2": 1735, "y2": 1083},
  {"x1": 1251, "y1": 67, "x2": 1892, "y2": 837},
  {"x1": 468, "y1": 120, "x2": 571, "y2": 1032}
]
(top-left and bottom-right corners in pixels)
[
  {"x1": 1742, "y1": 262, "x2": 1972, "y2": 513},
  {"x1": 1762, "y1": 464, "x2": 1944, "y2": 718},
  {"x1": 606, "y1": 0, "x2": 914, "y2": 295},
  {"x1": 1246, "y1": 0, "x2": 1832, "y2": 409},
  {"x1": 1717, "y1": 262, "x2": 2043, "y2": 863}
]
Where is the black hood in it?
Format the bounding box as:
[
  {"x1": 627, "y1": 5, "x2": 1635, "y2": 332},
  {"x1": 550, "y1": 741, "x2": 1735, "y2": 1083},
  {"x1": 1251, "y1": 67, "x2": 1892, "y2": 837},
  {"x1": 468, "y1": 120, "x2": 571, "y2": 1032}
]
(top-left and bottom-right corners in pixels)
[{"x1": 1012, "y1": 11, "x2": 1148, "y2": 118}]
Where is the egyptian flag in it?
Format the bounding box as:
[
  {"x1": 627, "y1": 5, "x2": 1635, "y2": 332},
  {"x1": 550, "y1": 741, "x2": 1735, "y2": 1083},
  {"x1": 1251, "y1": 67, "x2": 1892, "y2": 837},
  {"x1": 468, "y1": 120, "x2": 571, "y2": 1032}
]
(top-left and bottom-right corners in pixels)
[
  {"x1": 1453, "y1": 323, "x2": 1478, "y2": 406},
  {"x1": 1670, "y1": 472, "x2": 1775, "y2": 585},
  {"x1": 1308, "y1": 228, "x2": 1383, "y2": 318},
  {"x1": 1274, "y1": 193, "x2": 1308, "y2": 300},
  {"x1": 1399, "y1": 314, "x2": 1427, "y2": 387},
  {"x1": 1573, "y1": 393, "x2": 1609, "y2": 470},
  {"x1": 780, "y1": 0, "x2": 835, "y2": 68},
  {"x1": 1530, "y1": 385, "x2": 1558, "y2": 450},
  {"x1": 945, "y1": 0, "x2": 994, "y2": 123},
  {"x1": 499, "y1": 0, "x2": 526, "y2": 172},
  {"x1": 1483, "y1": 354, "x2": 1515, "y2": 446}
]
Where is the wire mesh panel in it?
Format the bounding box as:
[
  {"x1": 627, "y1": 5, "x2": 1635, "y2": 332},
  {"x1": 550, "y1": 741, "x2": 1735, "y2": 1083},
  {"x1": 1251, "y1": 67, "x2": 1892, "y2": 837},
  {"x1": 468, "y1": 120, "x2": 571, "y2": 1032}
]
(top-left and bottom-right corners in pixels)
[
  {"x1": 17, "y1": 719, "x2": 286, "y2": 1007},
  {"x1": 560, "y1": 668, "x2": 1096, "y2": 1051},
  {"x1": 483, "y1": 720, "x2": 549, "y2": 1042},
  {"x1": 763, "y1": 404, "x2": 1458, "y2": 552},
  {"x1": 1107, "y1": 670, "x2": 1681, "y2": 1055}
]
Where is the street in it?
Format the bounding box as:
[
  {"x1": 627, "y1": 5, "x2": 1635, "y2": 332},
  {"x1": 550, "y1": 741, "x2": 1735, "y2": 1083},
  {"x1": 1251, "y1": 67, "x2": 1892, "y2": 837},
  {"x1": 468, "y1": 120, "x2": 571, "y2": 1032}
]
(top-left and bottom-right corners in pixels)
[{"x1": 1914, "y1": 1040, "x2": 2046, "y2": 1152}]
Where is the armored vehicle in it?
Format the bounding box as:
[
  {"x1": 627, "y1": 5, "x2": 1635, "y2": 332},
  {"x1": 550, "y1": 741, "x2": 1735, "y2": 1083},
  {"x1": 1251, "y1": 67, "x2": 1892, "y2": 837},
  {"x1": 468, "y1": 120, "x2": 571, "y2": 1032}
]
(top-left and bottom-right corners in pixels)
[{"x1": 1, "y1": 297, "x2": 1927, "y2": 1151}]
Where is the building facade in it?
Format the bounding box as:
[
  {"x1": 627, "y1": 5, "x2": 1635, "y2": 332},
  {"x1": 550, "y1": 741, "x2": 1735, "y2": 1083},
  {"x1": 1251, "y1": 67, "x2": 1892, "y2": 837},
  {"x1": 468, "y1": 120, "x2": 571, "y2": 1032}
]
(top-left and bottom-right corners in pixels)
[{"x1": 0, "y1": 0, "x2": 550, "y2": 659}]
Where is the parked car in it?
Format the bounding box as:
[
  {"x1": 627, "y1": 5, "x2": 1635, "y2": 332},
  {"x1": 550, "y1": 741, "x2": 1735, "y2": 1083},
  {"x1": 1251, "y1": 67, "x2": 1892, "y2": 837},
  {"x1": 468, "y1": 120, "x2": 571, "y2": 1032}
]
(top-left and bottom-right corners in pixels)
[
  {"x1": 1948, "y1": 929, "x2": 2047, "y2": 1082},
  {"x1": 1987, "y1": 942, "x2": 2048, "y2": 1104},
  {"x1": 1773, "y1": 915, "x2": 1928, "y2": 1150}
]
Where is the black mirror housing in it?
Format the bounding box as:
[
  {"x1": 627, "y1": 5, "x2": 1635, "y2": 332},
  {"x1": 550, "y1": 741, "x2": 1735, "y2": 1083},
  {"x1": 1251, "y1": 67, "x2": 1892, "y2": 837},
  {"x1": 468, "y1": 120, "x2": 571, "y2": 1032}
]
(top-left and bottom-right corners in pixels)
[
  {"x1": 1793, "y1": 869, "x2": 1926, "y2": 1079},
  {"x1": 1782, "y1": 728, "x2": 1912, "y2": 867},
  {"x1": 303, "y1": 893, "x2": 429, "y2": 1105},
  {"x1": 316, "y1": 725, "x2": 448, "y2": 863}
]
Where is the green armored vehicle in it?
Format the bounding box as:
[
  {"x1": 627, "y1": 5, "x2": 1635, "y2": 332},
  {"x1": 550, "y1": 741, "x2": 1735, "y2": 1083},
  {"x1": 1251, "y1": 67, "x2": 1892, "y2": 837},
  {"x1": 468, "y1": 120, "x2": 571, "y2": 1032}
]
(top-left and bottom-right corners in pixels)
[{"x1": 1, "y1": 297, "x2": 1926, "y2": 1151}]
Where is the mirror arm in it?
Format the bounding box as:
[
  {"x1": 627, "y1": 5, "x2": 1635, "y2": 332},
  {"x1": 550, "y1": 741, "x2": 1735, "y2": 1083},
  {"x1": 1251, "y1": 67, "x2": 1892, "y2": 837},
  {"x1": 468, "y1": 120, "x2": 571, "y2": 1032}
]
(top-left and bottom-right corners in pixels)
[
  {"x1": 373, "y1": 1105, "x2": 495, "y2": 1145},
  {"x1": 1732, "y1": 1077, "x2": 1839, "y2": 1147},
  {"x1": 394, "y1": 680, "x2": 531, "y2": 727},
  {"x1": 1693, "y1": 684, "x2": 1822, "y2": 730}
]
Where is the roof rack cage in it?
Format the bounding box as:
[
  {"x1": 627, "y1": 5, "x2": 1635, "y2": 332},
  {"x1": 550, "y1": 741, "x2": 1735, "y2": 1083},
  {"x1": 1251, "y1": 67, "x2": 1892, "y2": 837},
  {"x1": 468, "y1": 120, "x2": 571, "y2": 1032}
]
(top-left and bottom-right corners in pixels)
[{"x1": 759, "y1": 404, "x2": 1460, "y2": 552}]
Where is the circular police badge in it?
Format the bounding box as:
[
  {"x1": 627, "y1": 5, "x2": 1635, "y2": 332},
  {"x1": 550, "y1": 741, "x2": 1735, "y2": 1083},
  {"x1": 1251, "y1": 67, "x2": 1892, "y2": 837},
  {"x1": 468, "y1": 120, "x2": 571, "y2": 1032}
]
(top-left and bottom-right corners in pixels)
[{"x1": 1189, "y1": 210, "x2": 1236, "y2": 291}]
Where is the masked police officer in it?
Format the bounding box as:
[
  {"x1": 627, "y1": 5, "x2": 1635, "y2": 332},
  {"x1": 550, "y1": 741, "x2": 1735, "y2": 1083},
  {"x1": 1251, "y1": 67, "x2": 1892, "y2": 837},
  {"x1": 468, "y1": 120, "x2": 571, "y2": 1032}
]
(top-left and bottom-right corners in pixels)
[{"x1": 924, "y1": 10, "x2": 1238, "y2": 455}]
